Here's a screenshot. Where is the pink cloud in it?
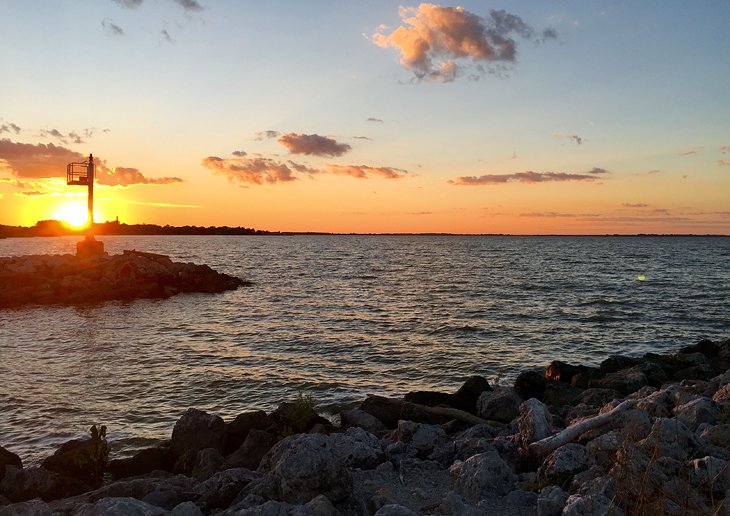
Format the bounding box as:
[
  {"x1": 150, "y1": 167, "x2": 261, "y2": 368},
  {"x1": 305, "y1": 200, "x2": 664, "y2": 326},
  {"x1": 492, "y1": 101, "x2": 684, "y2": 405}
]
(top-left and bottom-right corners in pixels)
[
  {"x1": 449, "y1": 170, "x2": 599, "y2": 185},
  {"x1": 278, "y1": 133, "x2": 351, "y2": 157},
  {"x1": 326, "y1": 164, "x2": 409, "y2": 179},
  {"x1": 202, "y1": 156, "x2": 299, "y2": 185}
]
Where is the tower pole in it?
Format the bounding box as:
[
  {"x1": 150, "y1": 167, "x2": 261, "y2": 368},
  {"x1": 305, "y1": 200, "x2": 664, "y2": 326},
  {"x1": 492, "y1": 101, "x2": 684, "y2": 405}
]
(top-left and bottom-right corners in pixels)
[{"x1": 87, "y1": 154, "x2": 94, "y2": 229}]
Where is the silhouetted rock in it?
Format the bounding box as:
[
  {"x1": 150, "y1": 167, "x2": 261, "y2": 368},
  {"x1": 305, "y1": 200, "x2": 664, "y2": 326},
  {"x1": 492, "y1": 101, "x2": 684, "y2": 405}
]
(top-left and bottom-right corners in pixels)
[
  {"x1": 224, "y1": 429, "x2": 277, "y2": 470},
  {"x1": 41, "y1": 435, "x2": 107, "y2": 489},
  {"x1": 267, "y1": 401, "x2": 331, "y2": 437},
  {"x1": 340, "y1": 408, "x2": 388, "y2": 434},
  {"x1": 108, "y1": 447, "x2": 171, "y2": 480},
  {"x1": 224, "y1": 410, "x2": 269, "y2": 455},
  {"x1": 0, "y1": 465, "x2": 88, "y2": 503},
  {"x1": 0, "y1": 447, "x2": 21, "y2": 483},
  {"x1": 476, "y1": 387, "x2": 522, "y2": 423},
  {"x1": 514, "y1": 370, "x2": 547, "y2": 401},
  {"x1": 170, "y1": 408, "x2": 227, "y2": 457},
  {"x1": 0, "y1": 250, "x2": 250, "y2": 308}
]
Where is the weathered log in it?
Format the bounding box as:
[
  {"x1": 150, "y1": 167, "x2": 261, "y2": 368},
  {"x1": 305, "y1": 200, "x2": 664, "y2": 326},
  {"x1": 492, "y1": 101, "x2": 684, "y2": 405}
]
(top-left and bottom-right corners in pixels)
[
  {"x1": 361, "y1": 395, "x2": 488, "y2": 427},
  {"x1": 528, "y1": 399, "x2": 635, "y2": 457}
]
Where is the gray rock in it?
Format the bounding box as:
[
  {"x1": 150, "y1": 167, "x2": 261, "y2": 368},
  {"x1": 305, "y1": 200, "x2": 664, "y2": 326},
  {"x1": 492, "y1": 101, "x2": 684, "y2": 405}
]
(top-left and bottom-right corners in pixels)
[
  {"x1": 304, "y1": 494, "x2": 339, "y2": 516},
  {"x1": 258, "y1": 433, "x2": 353, "y2": 504},
  {"x1": 591, "y1": 366, "x2": 647, "y2": 396},
  {"x1": 503, "y1": 489, "x2": 538, "y2": 508},
  {"x1": 636, "y1": 384, "x2": 679, "y2": 418},
  {"x1": 476, "y1": 388, "x2": 522, "y2": 423},
  {"x1": 537, "y1": 444, "x2": 590, "y2": 485},
  {"x1": 383, "y1": 441, "x2": 417, "y2": 465},
  {"x1": 373, "y1": 504, "x2": 418, "y2": 516},
  {"x1": 712, "y1": 383, "x2": 730, "y2": 404},
  {"x1": 86, "y1": 474, "x2": 198, "y2": 504},
  {"x1": 437, "y1": 491, "x2": 477, "y2": 516},
  {"x1": 331, "y1": 427, "x2": 384, "y2": 469},
  {"x1": 340, "y1": 409, "x2": 387, "y2": 434},
  {"x1": 0, "y1": 446, "x2": 22, "y2": 483},
  {"x1": 191, "y1": 447, "x2": 224, "y2": 481},
  {"x1": 225, "y1": 429, "x2": 278, "y2": 470},
  {"x1": 395, "y1": 421, "x2": 446, "y2": 457},
  {"x1": 170, "y1": 501, "x2": 204, "y2": 516},
  {"x1": 194, "y1": 467, "x2": 260, "y2": 513},
  {"x1": 454, "y1": 449, "x2": 516, "y2": 502},
  {"x1": 537, "y1": 485, "x2": 568, "y2": 516},
  {"x1": 687, "y1": 456, "x2": 729, "y2": 494},
  {"x1": 562, "y1": 494, "x2": 620, "y2": 516},
  {"x1": 0, "y1": 465, "x2": 88, "y2": 503},
  {"x1": 638, "y1": 418, "x2": 698, "y2": 461},
  {"x1": 578, "y1": 388, "x2": 621, "y2": 407},
  {"x1": 585, "y1": 431, "x2": 623, "y2": 470},
  {"x1": 170, "y1": 408, "x2": 227, "y2": 456},
  {"x1": 0, "y1": 499, "x2": 51, "y2": 516},
  {"x1": 610, "y1": 409, "x2": 651, "y2": 440},
  {"x1": 225, "y1": 410, "x2": 269, "y2": 455},
  {"x1": 673, "y1": 397, "x2": 720, "y2": 431},
  {"x1": 517, "y1": 398, "x2": 553, "y2": 446},
  {"x1": 74, "y1": 497, "x2": 166, "y2": 516},
  {"x1": 108, "y1": 447, "x2": 170, "y2": 480},
  {"x1": 231, "y1": 500, "x2": 311, "y2": 515}
]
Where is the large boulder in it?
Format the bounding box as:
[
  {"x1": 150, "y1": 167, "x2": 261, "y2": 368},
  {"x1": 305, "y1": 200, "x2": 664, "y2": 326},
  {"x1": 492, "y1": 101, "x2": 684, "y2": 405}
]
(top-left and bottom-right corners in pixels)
[
  {"x1": 0, "y1": 465, "x2": 88, "y2": 503},
  {"x1": 340, "y1": 409, "x2": 387, "y2": 434},
  {"x1": 194, "y1": 468, "x2": 261, "y2": 513},
  {"x1": 191, "y1": 448, "x2": 225, "y2": 481},
  {"x1": 225, "y1": 410, "x2": 269, "y2": 455},
  {"x1": 108, "y1": 447, "x2": 172, "y2": 480},
  {"x1": 0, "y1": 447, "x2": 22, "y2": 483},
  {"x1": 331, "y1": 427, "x2": 385, "y2": 469},
  {"x1": 517, "y1": 398, "x2": 553, "y2": 447},
  {"x1": 637, "y1": 418, "x2": 698, "y2": 461},
  {"x1": 258, "y1": 433, "x2": 353, "y2": 504},
  {"x1": 513, "y1": 370, "x2": 547, "y2": 401},
  {"x1": 537, "y1": 444, "x2": 590, "y2": 486},
  {"x1": 41, "y1": 427, "x2": 109, "y2": 489},
  {"x1": 395, "y1": 421, "x2": 446, "y2": 458},
  {"x1": 673, "y1": 397, "x2": 720, "y2": 431},
  {"x1": 170, "y1": 408, "x2": 227, "y2": 457},
  {"x1": 590, "y1": 366, "x2": 647, "y2": 396},
  {"x1": 73, "y1": 497, "x2": 166, "y2": 516},
  {"x1": 224, "y1": 429, "x2": 278, "y2": 470},
  {"x1": 537, "y1": 485, "x2": 568, "y2": 516},
  {"x1": 476, "y1": 388, "x2": 522, "y2": 423},
  {"x1": 453, "y1": 449, "x2": 516, "y2": 502},
  {"x1": 267, "y1": 399, "x2": 330, "y2": 438}
]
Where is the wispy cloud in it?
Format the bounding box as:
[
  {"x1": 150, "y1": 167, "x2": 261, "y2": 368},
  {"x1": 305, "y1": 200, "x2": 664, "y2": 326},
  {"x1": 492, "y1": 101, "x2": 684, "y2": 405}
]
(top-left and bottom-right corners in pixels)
[
  {"x1": 367, "y1": 117, "x2": 384, "y2": 123},
  {"x1": 202, "y1": 156, "x2": 300, "y2": 185},
  {"x1": 254, "y1": 130, "x2": 280, "y2": 141},
  {"x1": 587, "y1": 167, "x2": 609, "y2": 175},
  {"x1": 97, "y1": 167, "x2": 182, "y2": 186},
  {"x1": 326, "y1": 164, "x2": 409, "y2": 179},
  {"x1": 0, "y1": 122, "x2": 21, "y2": 135},
  {"x1": 124, "y1": 200, "x2": 202, "y2": 208},
  {"x1": 449, "y1": 169, "x2": 603, "y2": 186},
  {"x1": 353, "y1": 136, "x2": 372, "y2": 141},
  {"x1": 372, "y1": 4, "x2": 557, "y2": 82},
  {"x1": 679, "y1": 146, "x2": 703, "y2": 156},
  {"x1": 622, "y1": 203, "x2": 649, "y2": 208},
  {"x1": 720, "y1": 145, "x2": 729, "y2": 154},
  {"x1": 555, "y1": 132, "x2": 583, "y2": 145},
  {"x1": 112, "y1": 0, "x2": 143, "y2": 8},
  {"x1": 173, "y1": 0, "x2": 204, "y2": 11},
  {"x1": 102, "y1": 18, "x2": 125, "y2": 36},
  {"x1": 232, "y1": 150, "x2": 247, "y2": 157},
  {"x1": 278, "y1": 133, "x2": 351, "y2": 157},
  {"x1": 160, "y1": 29, "x2": 175, "y2": 43},
  {"x1": 519, "y1": 211, "x2": 600, "y2": 218}
]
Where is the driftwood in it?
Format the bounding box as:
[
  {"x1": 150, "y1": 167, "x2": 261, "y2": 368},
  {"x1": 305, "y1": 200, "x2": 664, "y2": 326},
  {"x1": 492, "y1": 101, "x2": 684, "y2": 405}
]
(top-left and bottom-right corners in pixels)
[
  {"x1": 363, "y1": 394, "x2": 488, "y2": 427},
  {"x1": 528, "y1": 399, "x2": 636, "y2": 457},
  {"x1": 411, "y1": 403, "x2": 488, "y2": 426}
]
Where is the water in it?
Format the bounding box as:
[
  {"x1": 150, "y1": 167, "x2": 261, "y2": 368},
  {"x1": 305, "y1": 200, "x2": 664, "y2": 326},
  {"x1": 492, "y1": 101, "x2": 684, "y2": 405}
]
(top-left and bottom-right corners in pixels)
[{"x1": 1, "y1": 235, "x2": 728, "y2": 464}]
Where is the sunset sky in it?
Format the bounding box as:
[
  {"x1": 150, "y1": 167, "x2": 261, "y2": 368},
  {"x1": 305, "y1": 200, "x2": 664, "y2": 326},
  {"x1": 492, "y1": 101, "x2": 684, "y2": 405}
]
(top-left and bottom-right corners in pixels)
[{"x1": 1, "y1": 1, "x2": 728, "y2": 234}]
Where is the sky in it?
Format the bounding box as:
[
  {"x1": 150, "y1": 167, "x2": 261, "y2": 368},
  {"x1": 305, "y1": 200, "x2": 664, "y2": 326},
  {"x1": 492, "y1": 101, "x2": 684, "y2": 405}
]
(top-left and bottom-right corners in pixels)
[{"x1": 0, "y1": 1, "x2": 729, "y2": 234}]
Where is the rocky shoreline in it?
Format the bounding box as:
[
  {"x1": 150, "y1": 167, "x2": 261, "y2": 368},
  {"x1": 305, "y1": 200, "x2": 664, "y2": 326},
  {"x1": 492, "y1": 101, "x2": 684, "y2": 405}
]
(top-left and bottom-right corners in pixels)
[
  {"x1": 2, "y1": 337, "x2": 730, "y2": 515},
  {"x1": 0, "y1": 250, "x2": 249, "y2": 308}
]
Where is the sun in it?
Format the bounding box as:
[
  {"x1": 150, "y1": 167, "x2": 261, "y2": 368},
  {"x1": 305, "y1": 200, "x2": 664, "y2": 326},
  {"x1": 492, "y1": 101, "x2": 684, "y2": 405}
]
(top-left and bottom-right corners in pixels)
[{"x1": 54, "y1": 202, "x2": 89, "y2": 229}]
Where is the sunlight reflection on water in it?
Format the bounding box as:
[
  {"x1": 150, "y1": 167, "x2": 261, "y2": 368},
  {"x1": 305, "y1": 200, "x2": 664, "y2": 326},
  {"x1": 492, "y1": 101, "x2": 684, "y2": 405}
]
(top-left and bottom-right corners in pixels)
[{"x1": 0, "y1": 235, "x2": 728, "y2": 463}]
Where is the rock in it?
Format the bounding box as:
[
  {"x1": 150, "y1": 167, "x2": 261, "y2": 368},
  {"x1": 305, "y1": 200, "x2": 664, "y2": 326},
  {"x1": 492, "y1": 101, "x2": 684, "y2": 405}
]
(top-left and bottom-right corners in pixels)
[
  {"x1": 546, "y1": 361, "x2": 597, "y2": 385},
  {"x1": 0, "y1": 499, "x2": 52, "y2": 516},
  {"x1": 258, "y1": 433, "x2": 353, "y2": 504},
  {"x1": 73, "y1": 497, "x2": 166, "y2": 515},
  {"x1": 108, "y1": 447, "x2": 171, "y2": 480},
  {"x1": 712, "y1": 383, "x2": 730, "y2": 404},
  {"x1": 542, "y1": 382, "x2": 583, "y2": 407},
  {"x1": 85, "y1": 474, "x2": 199, "y2": 504},
  {"x1": 171, "y1": 501, "x2": 204, "y2": 516},
  {"x1": 562, "y1": 494, "x2": 618, "y2": 516},
  {"x1": 436, "y1": 491, "x2": 477, "y2": 515},
  {"x1": 637, "y1": 361, "x2": 669, "y2": 388},
  {"x1": 476, "y1": 387, "x2": 522, "y2": 423},
  {"x1": 195, "y1": 468, "x2": 261, "y2": 513},
  {"x1": 0, "y1": 465, "x2": 89, "y2": 502},
  {"x1": 340, "y1": 409, "x2": 387, "y2": 434},
  {"x1": 537, "y1": 485, "x2": 568, "y2": 516},
  {"x1": 537, "y1": 443, "x2": 590, "y2": 485},
  {"x1": 453, "y1": 449, "x2": 516, "y2": 502},
  {"x1": 637, "y1": 418, "x2": 698, "y2": 461},
  {"x1": 514, "y1": 370, "x2": 548, "y2": 401},
  {"x1": 453, "y1": 376, "x2": 493, "y2": 411},
  {"x1": 225, "y1": 410, "x2": 269, "y2": 455},
  {"x1": 225, "y1": 429, "x2": 278, "y2": 470},
  {"x1": 688, "y1": 456, "x2": 729, "y2": 494},
  {"x1": 585, "y1": 431, "x2": 624, "y2": 470},
  {"x1": 304, "y1": 494, "x2": 339, "y2": 516},
  {"x1": 636, "y1": 384, "x2": 679, "y2": 418},
  {"x1": 680, "y1": 339, "x2": 721, "y2": 357},
  {"x1": 517, "y1": 398, "x2": 552, "y2": 447},
  {"x1": 674, "y1": 397, "x2": 720, "y2": 431},
  {"x1": 40, "y1": 431, "x2": 108, "y2": 489},
  {"x1": 699, "y1": 424, "x2": 730, "y2": 448},
  {"x1": 0, "y1": 447, "x2": 22, "y2": 483},
  {"x1": 578, "y1": 388, "x2": 620, "y2": 407},
  {"x1": 590, "y1": 366, "x2": 647, "y2": 396},
  {"x1": 395, "y1": 421, "x2": 446, "y2": 458},
  {"x1": 359, "y1": 396, "x2": 403, "y2": 429},
  {"x1": 191, "y1": 447, "x2": 224, "y2": 481},
  {"x1": 267, "y1": 401, "x2": 330, "y2": 437},
  {"x1": 599, "y1": 355, "x2": 639, "y2": 374},
  {"x1": 331, "y1": 427, "x2": 384, "y2": 469},
  {"x1": 373, "y1": 505, "x2": 418, "y2": 516},
  {"x1": 608, "y1": 408, "x2": 651, "y2": 440},
  {"x1": 170, "y1": 408, "x2": 227, "y2": 457},
  {"x1": 503, "y1": 489, "x2": 538, "y2": 509}
]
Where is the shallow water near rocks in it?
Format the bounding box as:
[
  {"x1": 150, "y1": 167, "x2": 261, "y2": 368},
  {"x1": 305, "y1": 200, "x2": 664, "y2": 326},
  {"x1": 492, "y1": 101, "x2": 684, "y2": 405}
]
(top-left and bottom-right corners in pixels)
[{"x1": 0, "y1": 235, "x2": 728, "y2": 464}]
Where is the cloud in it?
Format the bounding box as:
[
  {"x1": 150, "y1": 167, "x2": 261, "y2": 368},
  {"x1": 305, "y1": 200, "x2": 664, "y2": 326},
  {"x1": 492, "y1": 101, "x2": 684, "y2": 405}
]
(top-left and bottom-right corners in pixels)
[
  {"x1": 232, "y1": 150, "x2": 247, "y2": 157},
  {"x1": 102, "y1": 18, "x2": 125, "y2": 36},
  {"x1": 0, "y1": 139, "x2": 85, "y2": 178},
  {"x1": 718, "y1": 159, "x2": 730, "y2": 167},
  {"x1": 173, "y1": 0, "x2": 203, "y2": 12},
  {"x1": 202, "y1": 156, "x2": 299, "y2": 185},
  {"x1": 720, "y1": 145, "x2": 728, "y2": 154},
  {"x1": 449, "y1": 170, "x2": 600, "y2": 186},
  {"x1": 353, "y1": 136, "x2": 372, "y2": 140},
  {"x1": 19, "y1": 190, "x2": 46, "y2": 197},
  {"x1": 556, "y1": 132, "x2": 583, "y2": 145},
  {"x1": 278, "y1": 133, "x2": 351, "y2": 157},
  {"x1": 372, "y1": 4, "x2": 557, "y2": 82},
  {"x1": 112, "y1": 0, "x2": 143, "y2": 7},
  {"x1": 326, "y1": 164, "x2": 409, "y2": 179},
  {"x1": 254, "y1": 130, "x2": 280, "y2": 141},
  {"x1": 125, "y1": 200, "x2": 201, "y2": 208},
  {"x1": 97, "y1": 167, "x2": 182, "y2": 186},
  {"x1": 622, "y1": 203, "x2": 649, "y2": 208},
  {"x1": 679, "y1": 146, "x2": 703, "y2": 156},
  {"x1": 587, "y1": 167, "x2": 609, "y2": 175},
  {"x1": 518, "y1": 211, "x2": 599, "y2": 218},
  {"x1": 161, "y1": 30, "x2": 175, "y2": 43},
  {"x1": 367, "y1": 118, "x2": 384, "y2": 123},
  {"x1": 0, "y1": 123, "x2": 21, "y2": 135}
]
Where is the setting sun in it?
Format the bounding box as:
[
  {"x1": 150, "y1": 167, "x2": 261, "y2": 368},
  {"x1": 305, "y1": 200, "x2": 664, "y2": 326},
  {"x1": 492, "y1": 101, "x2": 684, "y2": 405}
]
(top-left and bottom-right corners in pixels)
[{"x1": 54, "y1": 201, "x2": 89, "y2": 229}]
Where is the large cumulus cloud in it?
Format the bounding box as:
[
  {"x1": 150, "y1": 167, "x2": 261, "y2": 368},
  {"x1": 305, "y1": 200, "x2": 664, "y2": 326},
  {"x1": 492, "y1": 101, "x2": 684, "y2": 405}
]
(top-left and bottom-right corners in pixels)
[{"x1": 373, "y1": 4, "x2": 556, "y2": 82}]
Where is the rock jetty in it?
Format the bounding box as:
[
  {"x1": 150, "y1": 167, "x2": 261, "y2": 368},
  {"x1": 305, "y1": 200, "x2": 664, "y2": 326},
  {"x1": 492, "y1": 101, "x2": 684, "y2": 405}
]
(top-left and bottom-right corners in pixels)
[
  {"x1": 0, "y1": 250, "x2": 249, "y2": 308},
  {"x1": 1, "y1": 337, "x2": 730, "y2": 515}
]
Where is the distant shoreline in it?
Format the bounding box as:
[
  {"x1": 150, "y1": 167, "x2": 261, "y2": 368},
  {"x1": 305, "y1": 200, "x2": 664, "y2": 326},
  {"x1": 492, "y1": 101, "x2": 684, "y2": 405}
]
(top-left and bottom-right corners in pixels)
[{"x1": 1, "y1": 220, "x2": 728, "y2": 238}]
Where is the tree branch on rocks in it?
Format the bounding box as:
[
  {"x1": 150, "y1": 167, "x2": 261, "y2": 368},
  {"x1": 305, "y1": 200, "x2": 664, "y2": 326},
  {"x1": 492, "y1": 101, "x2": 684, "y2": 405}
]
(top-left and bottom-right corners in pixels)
[{"x1": 528, "y1": 399, "x2": 636, "y2": 458}]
